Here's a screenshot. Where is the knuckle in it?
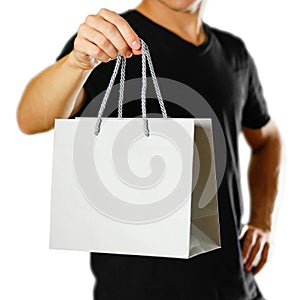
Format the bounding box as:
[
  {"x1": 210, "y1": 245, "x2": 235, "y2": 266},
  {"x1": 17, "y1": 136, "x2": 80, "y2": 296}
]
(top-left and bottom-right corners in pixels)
[
  {"x1": 112, "y1": 53, "x2": 118, "y2": 60},
  {"x1": 77, "y1": 23, "x2": 86, "y2": 36},
  {"x1": 85, "y1": 14, "x2": 97, "y2": 25},
  {"x1": 114, "y1": 16, "x2": 125, "y2": 27},
  {"x1": 99, "y1": 8, "x2": 108, "y2": 15},
  {"x1": 109, "y1": 48, "x2": 118, "y2": 58},
  {"x1": 118, "y1": 44, "x2": 128, "y2": 53},
  {"x1": 103, "y1": 23, "x2": 115, "y2": 36},
  {"x1": 247, "y1": 227, "x2": 255, "y2": 234},
  {"x1": 101, "y1": 56, "x2": 111, "y2": 63},
  {"x1": 91, "y1": 47, "x2": 101, "y2": 58},
  {"x1": 74, "y1": 37, "x2": 81, "y2": 49},
  {"x1": 98, "y1": 36, "x2": 110, "y2": 48}
]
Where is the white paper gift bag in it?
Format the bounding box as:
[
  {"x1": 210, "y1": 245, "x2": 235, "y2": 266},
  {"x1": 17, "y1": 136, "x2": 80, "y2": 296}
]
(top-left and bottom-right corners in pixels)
[{"x1": 50, "y1": 40, "x2": 221, "y2": 259}]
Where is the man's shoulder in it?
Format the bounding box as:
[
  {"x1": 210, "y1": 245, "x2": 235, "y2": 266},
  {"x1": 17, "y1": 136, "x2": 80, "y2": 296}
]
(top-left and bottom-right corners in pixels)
[
  {"x1": 207, "y1": 23, "x2": 249, "y2": 69},
  {"x1": 209, "y1": 24, "x2": 245, "y2": 46}
]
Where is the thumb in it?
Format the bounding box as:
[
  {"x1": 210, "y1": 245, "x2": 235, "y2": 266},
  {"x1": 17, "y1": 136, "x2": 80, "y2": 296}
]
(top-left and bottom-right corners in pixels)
[{"x1": 238, "y1": 224, "x2": 249, "y2": 240}]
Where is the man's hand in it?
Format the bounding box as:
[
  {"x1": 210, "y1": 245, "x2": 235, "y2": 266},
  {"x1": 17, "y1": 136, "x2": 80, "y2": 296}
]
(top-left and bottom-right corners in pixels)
[
  {"x1": 70, "y1": 8, "x2": 142, "y2": 70},
  {"x1": 239, "y1": 224, "x2": 270, "y2": 275}
]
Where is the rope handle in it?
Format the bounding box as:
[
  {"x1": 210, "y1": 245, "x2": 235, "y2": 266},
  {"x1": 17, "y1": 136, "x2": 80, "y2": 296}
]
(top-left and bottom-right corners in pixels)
[{"x1": 94, "y1": 39, "x2": 168, "y2": 137}]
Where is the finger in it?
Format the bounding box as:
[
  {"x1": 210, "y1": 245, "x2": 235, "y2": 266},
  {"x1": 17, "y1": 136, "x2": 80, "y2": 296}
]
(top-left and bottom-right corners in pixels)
[
  {"x1": 238, "y1": 224, "x2": 248, "y2": 240},
  {"x1": 98, "y1": 8, "x2": 141, "y2": 53},
  {"x1": 241, "y1": 229, "x2": 255, "y2": 263},
  {"x1": 244, "y1": 236, "x2": 262, "y2": 271},
  {"x1": 74, "y1": 37, "x2": 111, "y2": 63},
  {"x1": 79, "y1": 23, "x2": 118, "y2": 59},
  {"x1": 85, "y1": 14, "x2": 131, "y2": 57},
  {"x1": 252, "y1": 242, "x2": 270, "y2": 275}
]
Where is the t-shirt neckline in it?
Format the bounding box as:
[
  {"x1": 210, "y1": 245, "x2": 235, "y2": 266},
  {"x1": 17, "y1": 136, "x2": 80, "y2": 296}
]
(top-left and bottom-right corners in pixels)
[{"x1": 129, "y1": 9, "x2": 212, "y2": 52}]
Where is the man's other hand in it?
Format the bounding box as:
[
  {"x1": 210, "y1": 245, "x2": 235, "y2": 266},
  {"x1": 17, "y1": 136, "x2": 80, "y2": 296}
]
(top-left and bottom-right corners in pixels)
[{"x1": 239, "y1": 224, "x2": 270, "y2": 275}]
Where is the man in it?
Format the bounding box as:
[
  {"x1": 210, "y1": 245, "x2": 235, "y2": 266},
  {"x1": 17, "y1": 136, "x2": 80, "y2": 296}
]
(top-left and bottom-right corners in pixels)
[{"x1": 17, "y1": 0, "x2": 281, "y2": 299}]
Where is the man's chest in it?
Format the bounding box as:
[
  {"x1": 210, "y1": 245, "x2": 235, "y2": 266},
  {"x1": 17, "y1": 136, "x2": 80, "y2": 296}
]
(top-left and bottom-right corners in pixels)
[
  {"x1": 148, "y1": 50, "x2": 248, "y2": 126},
  {"x1": 86, "y1": 48, "x2": 247, "y2": 128}
]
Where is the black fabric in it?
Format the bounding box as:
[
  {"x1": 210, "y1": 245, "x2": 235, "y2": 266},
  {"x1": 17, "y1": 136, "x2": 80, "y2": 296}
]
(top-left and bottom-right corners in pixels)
[{"x1": 57, "y1": 9, "x2": 270, "y2": 300}]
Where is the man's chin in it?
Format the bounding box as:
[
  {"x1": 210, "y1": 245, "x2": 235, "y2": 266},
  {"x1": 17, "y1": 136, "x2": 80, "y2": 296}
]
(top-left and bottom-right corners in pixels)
[{"x1": 159, "y1": 0, "x2": 201, "y2": 13}]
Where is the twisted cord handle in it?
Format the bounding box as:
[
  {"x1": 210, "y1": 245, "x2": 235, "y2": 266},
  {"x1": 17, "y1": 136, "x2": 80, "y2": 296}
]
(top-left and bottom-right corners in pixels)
[{"x1": 94, "y1": 39, "x2": 167, "y2": 136}]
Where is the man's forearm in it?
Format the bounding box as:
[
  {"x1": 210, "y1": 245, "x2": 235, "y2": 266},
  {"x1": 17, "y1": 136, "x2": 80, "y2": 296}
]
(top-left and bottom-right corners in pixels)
[
  {"x1": 17, "y1": 51, "x2": 93, "y2": 134},
  {"x1": 248, "y1": 130, "x2": 281, "y2": 231}
]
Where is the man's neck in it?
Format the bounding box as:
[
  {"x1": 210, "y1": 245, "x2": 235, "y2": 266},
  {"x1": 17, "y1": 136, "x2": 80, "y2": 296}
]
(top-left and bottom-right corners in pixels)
[{"x1": 135, "y1": 0, "x2": 206, "y2": 46}]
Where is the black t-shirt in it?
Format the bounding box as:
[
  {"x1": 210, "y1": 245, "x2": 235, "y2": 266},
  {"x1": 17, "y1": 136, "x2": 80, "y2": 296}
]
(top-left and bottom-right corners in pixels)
[{"x1": 57, "y1": 9, "x2": 270, "y2": 300}]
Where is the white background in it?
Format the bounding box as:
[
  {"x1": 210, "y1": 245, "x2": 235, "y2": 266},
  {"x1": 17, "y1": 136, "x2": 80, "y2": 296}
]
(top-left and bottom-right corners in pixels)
[{"x1": 0, "y1": 0, "x2": 299, "y2": 299}]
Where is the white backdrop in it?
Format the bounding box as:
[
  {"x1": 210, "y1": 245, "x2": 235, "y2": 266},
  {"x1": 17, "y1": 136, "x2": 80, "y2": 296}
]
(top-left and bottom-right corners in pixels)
[{"x1": 0, "y1": 0, "x2": 299, "y2": 299}]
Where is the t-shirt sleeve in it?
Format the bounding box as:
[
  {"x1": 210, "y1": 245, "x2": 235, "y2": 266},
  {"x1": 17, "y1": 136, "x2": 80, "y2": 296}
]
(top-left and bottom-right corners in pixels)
[
  {"x1": 56, "y1": 33, "x2": 77, "y2": 61},
  {"x1": 241, "y1": 47, "x2": 271, "y2": 129}
]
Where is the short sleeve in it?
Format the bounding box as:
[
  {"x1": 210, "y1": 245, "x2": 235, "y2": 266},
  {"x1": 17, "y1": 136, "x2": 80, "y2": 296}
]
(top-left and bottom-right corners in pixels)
[
  {"x1": 56, "y1": 33, "x2": 77, "y2": 61},
  {"x1": 241, "y1": 48, "x2": 271, "y2": 129}
]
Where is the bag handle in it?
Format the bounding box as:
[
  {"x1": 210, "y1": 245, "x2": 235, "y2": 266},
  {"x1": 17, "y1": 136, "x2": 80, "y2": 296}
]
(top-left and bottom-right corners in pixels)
[{"x1": 94, "y1": 39, "x2": 168, "y2": 137}]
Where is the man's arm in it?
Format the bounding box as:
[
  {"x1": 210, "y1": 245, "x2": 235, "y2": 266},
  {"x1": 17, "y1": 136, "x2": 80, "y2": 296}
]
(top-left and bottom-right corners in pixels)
[
  {"x1": 17, "y1": 53, "x2": 91, "y2": 134},
  {"x1": 17, "y1": 8, "x2": 141, "y2": 134},
  {"x1": 241, "y1": 119, "x2": 281, "y2": 275}
]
